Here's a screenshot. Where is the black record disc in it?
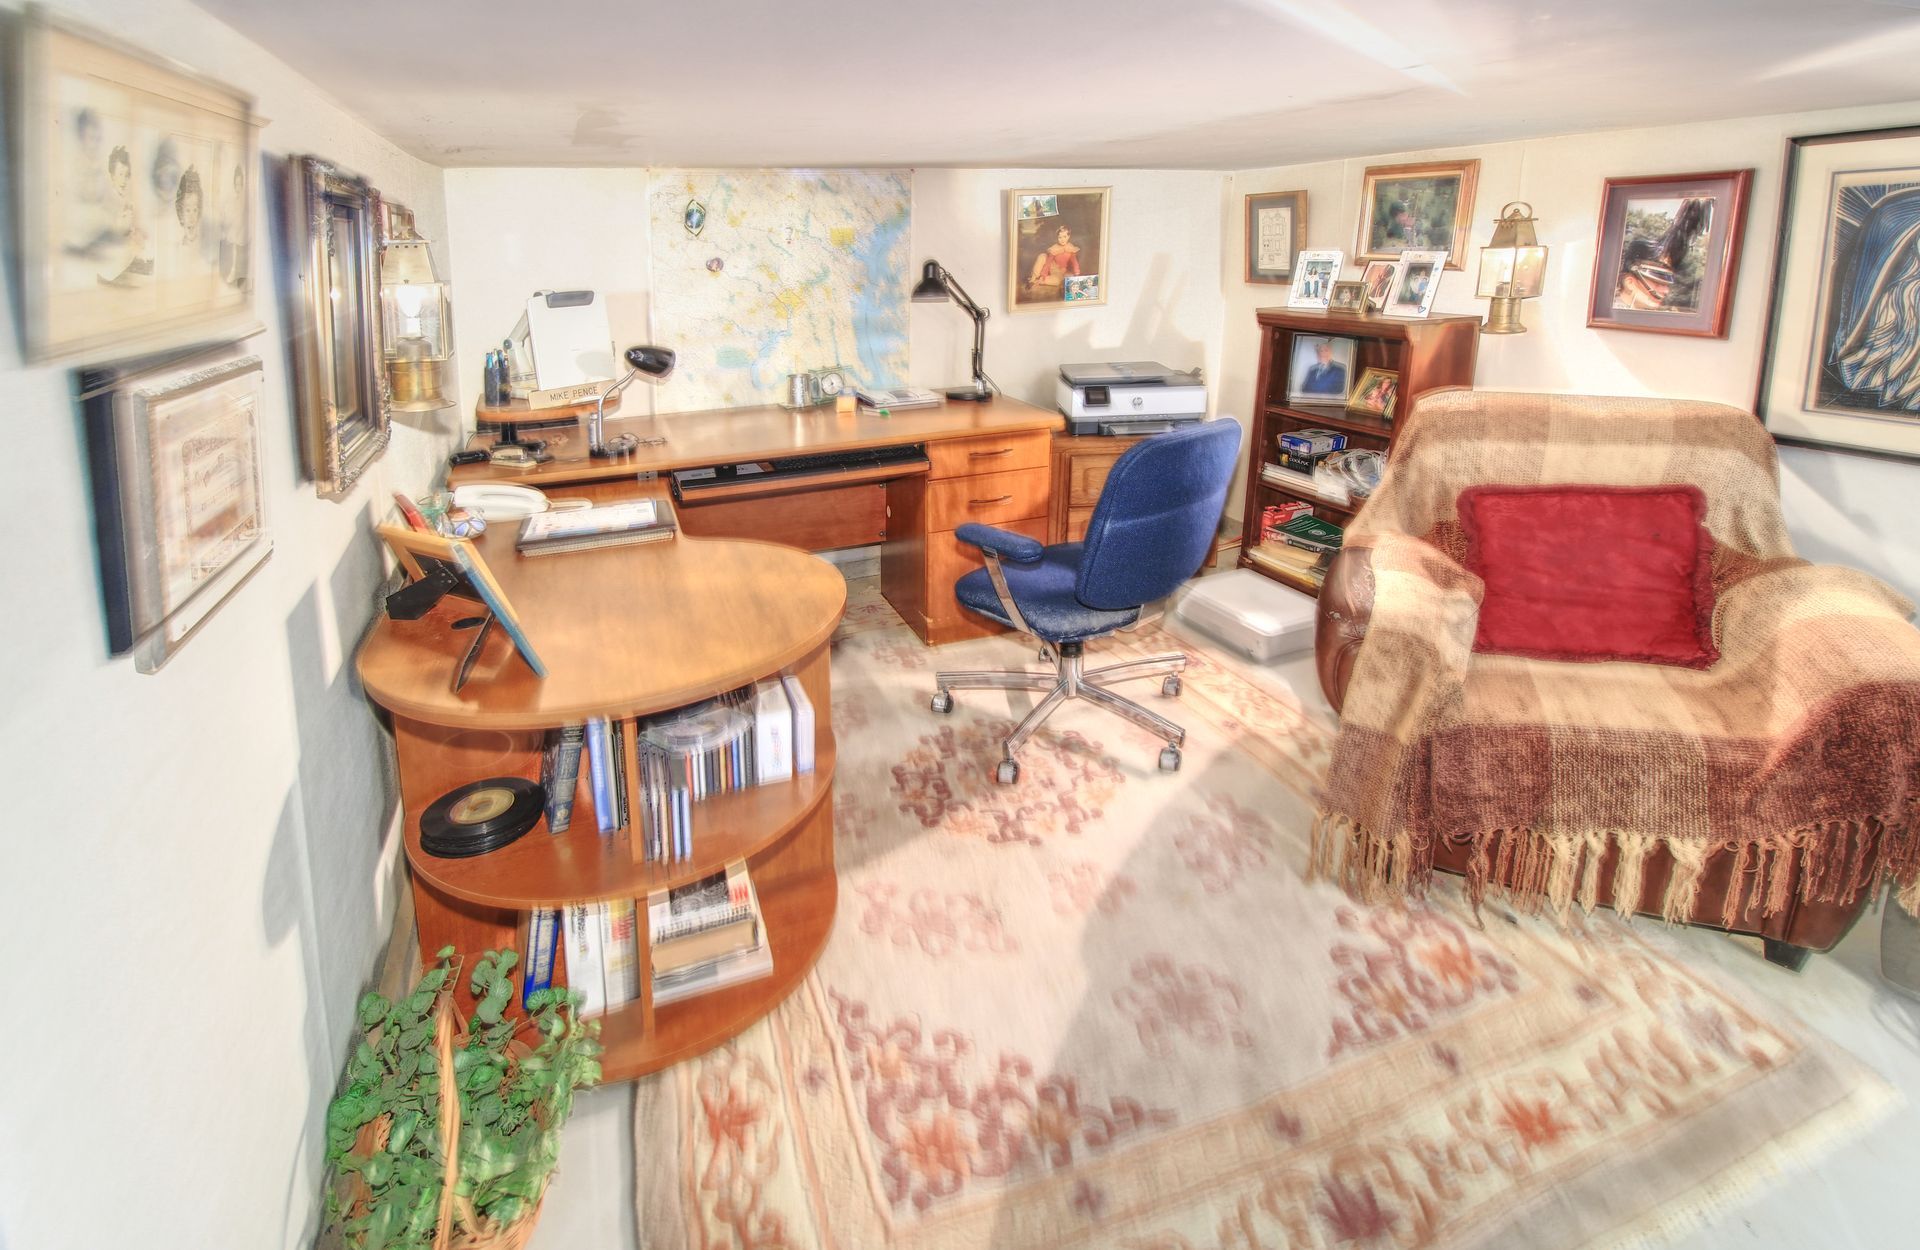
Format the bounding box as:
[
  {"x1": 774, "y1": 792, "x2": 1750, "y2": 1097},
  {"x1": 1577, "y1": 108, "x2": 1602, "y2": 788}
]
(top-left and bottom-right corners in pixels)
[{"x1": 420, "y1": 776, "x2": 546, "y2": 858}]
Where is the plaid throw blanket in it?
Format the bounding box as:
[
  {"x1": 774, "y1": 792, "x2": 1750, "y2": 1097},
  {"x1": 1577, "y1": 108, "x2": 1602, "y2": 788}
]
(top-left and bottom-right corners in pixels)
[{"x1": 1311, "y1": 390, "x2": 1920, "y2": 922}]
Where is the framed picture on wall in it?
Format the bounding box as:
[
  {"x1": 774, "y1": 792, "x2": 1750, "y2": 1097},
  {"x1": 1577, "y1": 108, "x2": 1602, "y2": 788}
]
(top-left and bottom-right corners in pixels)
[
  {"x1": 1355, "y1": 159, "x2": 1479, "y2": 271},
  {"x1": 1245, "y1": 190, "x2": 1307, "y2": 283},
  {"x1": 1588, "y1": 169, "x2": 1753, "y2": 337},
  {"x1": 11, "y1": 10, "x2": 261, "y2": 363},
  {"x1": 79, "y1": 349, "x2": 270, "y2": 672},
  {"x1": 1758, "y1": 126, "x2": 1920, "y2": 462},
  {"x1": 1009, "y1": 186, "x2": 1110, "y2": 311}
]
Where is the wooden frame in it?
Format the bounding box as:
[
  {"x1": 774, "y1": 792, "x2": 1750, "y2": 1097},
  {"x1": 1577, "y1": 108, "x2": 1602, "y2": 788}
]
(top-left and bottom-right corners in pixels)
[
  {"x1": 376, "y1": 524, "x2": 546, "y2": 677},
  {"x1": 1757, "y1": 126, "x2": 1920, "y2": 463},
  {"x1": 1587, "y1": 169, "x2": 1753, "y2": 338},
  {"x1": 284, "y1": 155, "x2": 390, "y2": 497},
  {"x1": 11, "y1": 8, "x2": 260, "y2": 363},
  {"x1": 1347, "y1": 366, "x2": 1400, "y2": 421},
  {"x1": 1244, "y1": 190, "x2": 1308, "y2": 283},
  {"x1": 1008, "y1": 186, "x2": 1110, "y2": 311},
  {"x1": 1355, "y1": 159, "x2": 1480, "y2": 271},
  {"x1": 1328, "y1": 280, "x2": 1368, "y2": 313},
  {"x1": 80, "y1": 348, "x2": 269, "y2": 672}
]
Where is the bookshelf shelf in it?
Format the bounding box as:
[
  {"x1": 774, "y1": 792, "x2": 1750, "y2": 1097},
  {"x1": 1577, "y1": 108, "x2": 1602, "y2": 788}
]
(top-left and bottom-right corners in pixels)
[
  {"x1": 1240, "y1": 307, "x2": 1480, "y2": 597},
  {"x1": 359, "y1": 514, "x2": 847, "y2": 1082}
]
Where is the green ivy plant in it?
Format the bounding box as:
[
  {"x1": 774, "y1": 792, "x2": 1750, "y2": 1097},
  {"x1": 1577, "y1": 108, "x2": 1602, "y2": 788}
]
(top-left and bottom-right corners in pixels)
[{"x1": 320, "y1": 946, "x2": 602, "y2": 1248}]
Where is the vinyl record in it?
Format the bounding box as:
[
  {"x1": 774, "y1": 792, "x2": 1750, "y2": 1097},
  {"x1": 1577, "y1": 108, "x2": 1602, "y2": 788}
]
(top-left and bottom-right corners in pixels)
[{"x1": 420, "y1": 776, "x2": 545, "y2": 858}]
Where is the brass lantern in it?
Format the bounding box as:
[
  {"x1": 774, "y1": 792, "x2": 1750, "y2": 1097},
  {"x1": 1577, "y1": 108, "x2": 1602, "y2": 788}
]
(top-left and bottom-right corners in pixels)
[
  {"x1": 1476, "y1": 202, "x2": 1548, "y2": 334},
  {"x1": 378, "y1": 237, "x2": 455, "y2": 411}
]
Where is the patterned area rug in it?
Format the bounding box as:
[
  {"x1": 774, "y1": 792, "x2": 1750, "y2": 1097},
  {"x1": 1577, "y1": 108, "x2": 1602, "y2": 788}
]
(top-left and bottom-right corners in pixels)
[{"x1": 634, "y1": 580, "x2": 1893, "y2": 1249}]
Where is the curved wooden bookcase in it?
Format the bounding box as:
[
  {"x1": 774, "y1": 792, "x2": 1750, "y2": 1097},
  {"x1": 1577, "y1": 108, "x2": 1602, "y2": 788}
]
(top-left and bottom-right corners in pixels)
[{"x1": 360, "y1": 521, "x2": 846, "y2": 1082}]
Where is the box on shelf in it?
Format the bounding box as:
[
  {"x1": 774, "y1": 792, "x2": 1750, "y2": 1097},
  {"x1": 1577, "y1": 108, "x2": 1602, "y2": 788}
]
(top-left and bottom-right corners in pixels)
[
  {"x1": 1278, "y1": 428, "x2": 1348, "y2": 459},
  {"x1": 1172, "y1": 567, "x2": 1319, "y2": 662}
]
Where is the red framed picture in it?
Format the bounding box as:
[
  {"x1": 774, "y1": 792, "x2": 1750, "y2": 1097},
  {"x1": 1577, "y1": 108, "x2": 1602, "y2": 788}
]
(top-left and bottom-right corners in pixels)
[{"x1": 1587, "y1": 169, "x2": 1753, "y2": 338}]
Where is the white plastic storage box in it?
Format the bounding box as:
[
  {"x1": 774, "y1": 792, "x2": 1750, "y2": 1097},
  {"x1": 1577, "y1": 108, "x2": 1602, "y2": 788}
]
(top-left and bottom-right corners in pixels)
[{"x1": 1172, "y1": 568, "x2": 1319, "y2": 662}]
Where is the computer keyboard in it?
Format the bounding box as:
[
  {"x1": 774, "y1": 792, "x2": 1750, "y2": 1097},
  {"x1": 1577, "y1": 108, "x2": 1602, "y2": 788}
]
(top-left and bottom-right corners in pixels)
[{"x1": 673, "y1": 443, "x2": 929, "y2": 491}]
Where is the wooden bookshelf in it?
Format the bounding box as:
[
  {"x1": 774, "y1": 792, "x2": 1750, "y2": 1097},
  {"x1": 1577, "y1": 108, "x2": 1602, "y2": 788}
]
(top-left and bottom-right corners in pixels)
[
  {"x1": 358, "y1": 506, "x2": 846, "y2": 1083},
  {"x1": 1240, "y1": 307, "x2": 1480, "y2": 596}
]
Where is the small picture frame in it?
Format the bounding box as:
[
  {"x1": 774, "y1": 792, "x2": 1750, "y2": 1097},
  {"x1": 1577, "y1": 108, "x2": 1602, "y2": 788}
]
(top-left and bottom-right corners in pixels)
[
  {"x1": 1361, "y1": 260, "x2": 1398, "y2": 311},
  {"x1": 1287, "y1": 334, "x2": 1358, "y2": 405},
  {"x1": 1286, "y1": 249, "x2": 1344, "y2": 309},
  {"x1": 1384, "y1": 250, "x2": 1447, "y2": 318},
  {"x1": 376, "y1": 525, "x2": 545, "y2": 678},
  {"x1": 1328, "y1": 280, "x2": 1369, "y2": 314},
  {"x1": 1347, "y1": 367, "x2": 1400, "y2": 421},
  {"x1": 1245, "y1": 190, "x2": 1308, "y2": 283}
]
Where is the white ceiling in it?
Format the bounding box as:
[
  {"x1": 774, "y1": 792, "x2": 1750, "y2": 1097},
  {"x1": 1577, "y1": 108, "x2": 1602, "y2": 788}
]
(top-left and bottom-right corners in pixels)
[{"x1": 198, "y1": 0, "x2": 1920, "y2": 169}]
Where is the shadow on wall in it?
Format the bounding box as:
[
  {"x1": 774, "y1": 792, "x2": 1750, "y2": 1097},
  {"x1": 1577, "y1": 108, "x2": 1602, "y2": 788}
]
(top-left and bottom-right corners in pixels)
[
  {"x1": 993, "y1": 253, "x2": 1206, "y2": 405},
  {"x1": 264, "y1": 502, "x2": 404, "y2": 1243}
]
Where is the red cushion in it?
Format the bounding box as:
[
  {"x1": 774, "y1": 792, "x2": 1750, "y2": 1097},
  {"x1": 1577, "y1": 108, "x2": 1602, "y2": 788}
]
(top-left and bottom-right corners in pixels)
[{"x1": 1458, "y1": 485, "x2": 1719, "y2": 669}]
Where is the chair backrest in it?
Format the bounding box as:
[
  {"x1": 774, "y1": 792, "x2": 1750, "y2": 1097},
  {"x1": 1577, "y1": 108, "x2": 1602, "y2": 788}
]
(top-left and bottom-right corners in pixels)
[
  {"x1": 1348, "y1": 389, "x2": 1794, "y2": 558},
  {"x1": 1076, "y1": 418, "x2": 1242, "y2": 610}
]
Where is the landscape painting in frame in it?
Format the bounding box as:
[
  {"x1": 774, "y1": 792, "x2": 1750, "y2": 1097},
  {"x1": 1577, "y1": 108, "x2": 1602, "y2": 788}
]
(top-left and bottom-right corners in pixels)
[
  {"x1": 1009, "y1": 187, "x2": 1110, "y2": 311},
  {"x1": 1356, "y1": 159, "x2": 1479, "y2": 270},
  {"x1": 14, "y1": 10, "x2": 260, "y2": 363},
  {"x1": 1588, "y1": 170, "x2": 1752, "y2": 337},
  {"x1": 1760, "y1": 127, "x2": 1920, "y2": 461}
]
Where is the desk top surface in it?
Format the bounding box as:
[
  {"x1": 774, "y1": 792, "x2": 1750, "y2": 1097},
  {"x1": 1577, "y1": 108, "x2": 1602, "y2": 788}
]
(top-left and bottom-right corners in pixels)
[
  {"x1": 357, "y1": 482, "x2": 847, "y2": 729},
  {"x1": 449, "y1": 395, "x2": 1062, "y2": 488}
]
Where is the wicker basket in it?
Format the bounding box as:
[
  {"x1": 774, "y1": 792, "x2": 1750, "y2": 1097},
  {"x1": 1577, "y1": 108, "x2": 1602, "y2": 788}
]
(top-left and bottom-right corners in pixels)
[
  {"x1": 441, "y1": 1035, "x2": 549, "y2": 1250},
  {"x1": 333, "y1": 1002, "x2": 460, "y2": 1250}
]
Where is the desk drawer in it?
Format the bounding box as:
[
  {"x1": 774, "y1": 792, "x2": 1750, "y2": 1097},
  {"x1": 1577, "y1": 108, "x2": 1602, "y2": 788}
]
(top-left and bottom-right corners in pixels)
[
  {"x1": 926, "y1": 466, "x2": 1050, "y2": 531},
  {"x1": 927, "y1": 517, "x2": 1050, "y2": 628},
  {"x1": 926, "y1": 430, "x2": 1050, "y2": 480}
]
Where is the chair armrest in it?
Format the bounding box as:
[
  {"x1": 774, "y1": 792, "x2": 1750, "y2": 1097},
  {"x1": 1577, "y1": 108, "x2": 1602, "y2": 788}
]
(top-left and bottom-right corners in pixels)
[
  {"x1": 1316, "y1": 547, "x2": 1376, "y2": 713},
  {"x1": 955, "y1": 522, "x2": 1044, "y2": 564}
]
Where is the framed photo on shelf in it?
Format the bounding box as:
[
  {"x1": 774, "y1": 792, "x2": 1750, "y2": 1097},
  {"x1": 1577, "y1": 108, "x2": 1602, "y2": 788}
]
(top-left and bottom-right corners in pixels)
[
  {"x1": 1384, "y1": 249, "x2": 1447, "y2": 318},
  {"x1": 1328, "y1": 280, "x2": 1369, "y2": 313},
  {"x1": 1588, "y1": 169, "x2": 1753, "y2": 337},
  {"x1": 1348, "y1": 367, "x2": 1400, "y2": 421},
  {"x1": 1759, "y1": 126, "x2": 1920, "y2": 462},
  {"x1": 1361, "y1": 259, "x2": 1398, "y2": 310},
  {"x1": 1245, "y1": 190, "x2": 1308, "y2": 283},
  {"x1": 1286, "y1": 249, "x2": 1344, "y2": 309},
  {"x1": 1287, "y1": 334, "x2": 1358, "y2": 405},
  {"x1": 11, "y1": 10, "x2": 261, "y2": 364},
  {"x1": 1009, "y1": 186, "x2": 1110, "y2": 311},
  {"x1": 1356, "y1": 159, "x2": 1479, "y2": 270},
  {"x1": 79, "y1": 349, "x2": 269, "y2": 673},
  {"x1": 376, "y1": 525, "x2": 546, "y2": 679}
]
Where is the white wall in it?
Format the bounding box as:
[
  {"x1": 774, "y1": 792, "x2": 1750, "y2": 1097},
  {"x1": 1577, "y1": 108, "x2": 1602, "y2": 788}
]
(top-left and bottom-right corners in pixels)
[
  {"x1": 0, "y1": 2, "x2": 461, "y2": 1248},
  {"x1": 1220, "y1": 100, "x2": 1920, "y2": 600},
  {"x1": 441, "y1": 167, "x2": 1226, "y2": 422}
]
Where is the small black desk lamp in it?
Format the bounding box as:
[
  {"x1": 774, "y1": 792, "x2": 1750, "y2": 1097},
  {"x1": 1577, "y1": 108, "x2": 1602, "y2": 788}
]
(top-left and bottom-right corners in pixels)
[
  {"x1": 590, "y1": 345, "x2": 677, "y2": 458},
  {"x1": 911, "y1": 260, "x2": 995, "y2": 402}
]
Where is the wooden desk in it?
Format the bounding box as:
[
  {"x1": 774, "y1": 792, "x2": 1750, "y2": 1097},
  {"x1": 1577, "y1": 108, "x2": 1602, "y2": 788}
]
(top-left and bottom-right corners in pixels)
[
  {"x1": 451, "y1": 397, "x2": 1064, "y2": 645},
  {"x1": 357, "y1": 516, "x2": 847, "y2": 1081}
]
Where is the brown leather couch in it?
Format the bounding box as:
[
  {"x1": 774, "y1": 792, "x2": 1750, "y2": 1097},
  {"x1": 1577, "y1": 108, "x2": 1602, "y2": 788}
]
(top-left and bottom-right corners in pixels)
[{"x1": 1315, "y1": 546, "x2": 1871, "y2": 966}]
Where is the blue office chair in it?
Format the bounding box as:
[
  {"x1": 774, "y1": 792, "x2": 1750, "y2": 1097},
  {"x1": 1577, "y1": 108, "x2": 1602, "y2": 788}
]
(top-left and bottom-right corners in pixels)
[{"x1": 930, "y1": 419, "x2": 1242, "y2": 784}]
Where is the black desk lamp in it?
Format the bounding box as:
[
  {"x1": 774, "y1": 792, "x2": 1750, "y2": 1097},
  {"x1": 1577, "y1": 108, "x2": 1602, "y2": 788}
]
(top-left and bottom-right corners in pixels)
[
  {"x1": 590, "y1": 345, "x2": 677, "y2": 457},
  {"x1": 912, "y1": 260, "x2": 994, "y2": 402}
]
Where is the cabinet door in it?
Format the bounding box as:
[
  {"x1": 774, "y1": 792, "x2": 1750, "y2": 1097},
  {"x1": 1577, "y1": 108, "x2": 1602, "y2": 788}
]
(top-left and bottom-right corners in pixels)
[{"x1": 1066, "y1": 451, "x2": 1121, "y2": 508}]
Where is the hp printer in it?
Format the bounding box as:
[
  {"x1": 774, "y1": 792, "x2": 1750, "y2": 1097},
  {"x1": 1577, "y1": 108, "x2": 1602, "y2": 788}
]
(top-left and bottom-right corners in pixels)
[{"x1": 1057, "y1": 361, "x2": 1208, "y2": 436}]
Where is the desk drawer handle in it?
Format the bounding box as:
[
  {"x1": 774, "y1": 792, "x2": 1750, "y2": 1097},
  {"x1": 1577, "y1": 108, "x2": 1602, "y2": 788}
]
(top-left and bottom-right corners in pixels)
[
  {"x1": 969, "y1": 447, "x2": 1013, "y2": 458},
  {"x1": 970, "y1": 494, "x2": 1014, "y2": 507}
]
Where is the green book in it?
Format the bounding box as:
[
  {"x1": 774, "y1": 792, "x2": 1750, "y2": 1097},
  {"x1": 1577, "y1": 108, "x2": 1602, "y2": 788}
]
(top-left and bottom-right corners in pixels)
[{"x1": 1277, "y1": 513, "x2": 1344, "y2": 552}]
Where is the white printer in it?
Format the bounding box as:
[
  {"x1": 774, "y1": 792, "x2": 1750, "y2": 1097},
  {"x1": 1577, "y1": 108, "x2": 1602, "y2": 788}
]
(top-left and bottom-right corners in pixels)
[{"x1": 1057, "y1": 361, "x2": 1208, "y2": 436}]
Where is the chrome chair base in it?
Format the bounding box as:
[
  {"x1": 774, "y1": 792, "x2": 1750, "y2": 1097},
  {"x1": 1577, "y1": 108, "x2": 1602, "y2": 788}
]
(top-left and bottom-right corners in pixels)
[{"x1": 932, "y1": 641, "x2": 1188, "y2": 783}]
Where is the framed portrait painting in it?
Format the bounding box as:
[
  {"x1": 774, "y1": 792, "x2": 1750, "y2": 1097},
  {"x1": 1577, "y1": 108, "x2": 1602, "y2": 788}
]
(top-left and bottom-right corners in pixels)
[
  {"x1": 1759, "y1": 126, "x2": 1920, "y2": 462},
  {"x1": 1009, "y1": 187, "x2": 1110, "y2": 311},
  {"x1": 1588, "y1": 170, "x2": 1753, "y2": 337},
  {"x1": 1245, "y1": 190, "x2": 1307, "y2": 283},
  {"x1": 1356, "y1": 159, "x2": 1479, "y2": 271},
  {"x1": 79, "y1": 349, "x2": 270, "y2": 672},
  {"x1": 12, "y1": 9, "x2": 260, "y2": 364}
]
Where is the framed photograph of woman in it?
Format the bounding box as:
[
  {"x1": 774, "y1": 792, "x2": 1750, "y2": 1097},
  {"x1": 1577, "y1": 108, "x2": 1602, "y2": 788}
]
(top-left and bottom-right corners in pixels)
[
  {"x1": 13, "y1": 10, "x2": 260, "y2": 364},
  {"x1": 1361, "y1": 259, "x2": 1398, "y2": 311},
  {"x1": 1355, "y1": 159, "x2": 1479, "y2": 271},
  {"x1": 1245, "y1": 190, "x2": 1308, "y2": 283},
  {"x1": 1384, "y1": 250, "x2": 1447, "y2": 318},
  {"x1": 1589, "y1": 170, "x2": 1753, "y2": 337},
  {"x1": 1009, "y1": 186, "x2": 1110, "y2": 311},
  {"x1": 1348, "y1": 367, "x2": 1400, "y2": 421},
  {"x1": 1287, "y1": 334, "x2": 1358, "y2": 405},
  {"x1": 1758, "y1": 126, "x2": 1920, "y2": 462}
]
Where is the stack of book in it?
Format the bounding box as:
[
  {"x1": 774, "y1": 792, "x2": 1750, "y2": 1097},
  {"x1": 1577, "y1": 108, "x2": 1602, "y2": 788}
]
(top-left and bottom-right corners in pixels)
[
  {"x1": 1245, "y1": 511, "x2": 1345, "y2": 590},
  {"x1": 516, "y1": 498, "x2": 677, "y2": 556},
  {"x1": 647, "y1": 860, "x2": 772, "y2": 1007}
]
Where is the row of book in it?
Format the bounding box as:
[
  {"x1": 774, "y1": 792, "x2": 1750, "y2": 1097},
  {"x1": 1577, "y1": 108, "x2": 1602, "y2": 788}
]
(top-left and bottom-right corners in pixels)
[
  {"x1": 520, "y1": 859, "x2": 771, "y2": 1018},
  {"x1": 1248, "y1": 501, "x2": 1346, "y2": 589},
  {"x1": 536, "y1": 675, "x2": 816, "y2": 863}
]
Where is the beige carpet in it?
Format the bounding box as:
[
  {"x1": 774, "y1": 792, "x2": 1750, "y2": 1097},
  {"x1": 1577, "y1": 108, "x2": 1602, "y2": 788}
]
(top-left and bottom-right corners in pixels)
[{"x1": 634, "y1": 581, "x2": 1894, "y2": 1250}]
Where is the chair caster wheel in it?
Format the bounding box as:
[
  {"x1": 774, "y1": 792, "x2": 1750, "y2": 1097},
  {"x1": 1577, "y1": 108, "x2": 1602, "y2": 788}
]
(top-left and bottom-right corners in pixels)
[
  {"x1": 930, "y1": 691, "x2": 954, "y2": 714},
  {"x1": 995, "y1": 759, "x2": 1020, "y2": 785},
  {"x1": 1159, "y1": 745, "x2": 1182, "y2": 772},
  {"x1": 1162, "y1": 674, "x2": 1182, "y2": 698}
]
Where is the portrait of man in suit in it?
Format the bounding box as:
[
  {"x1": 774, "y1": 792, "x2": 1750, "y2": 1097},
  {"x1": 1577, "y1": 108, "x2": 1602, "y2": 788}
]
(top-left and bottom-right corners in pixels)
[
  {"x1": 1302, "y1": 341, "x2": 1347, "y2": 395},
  {"x1": 1288, "y1": 334, "x2": 1357, "y2": 404}
]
